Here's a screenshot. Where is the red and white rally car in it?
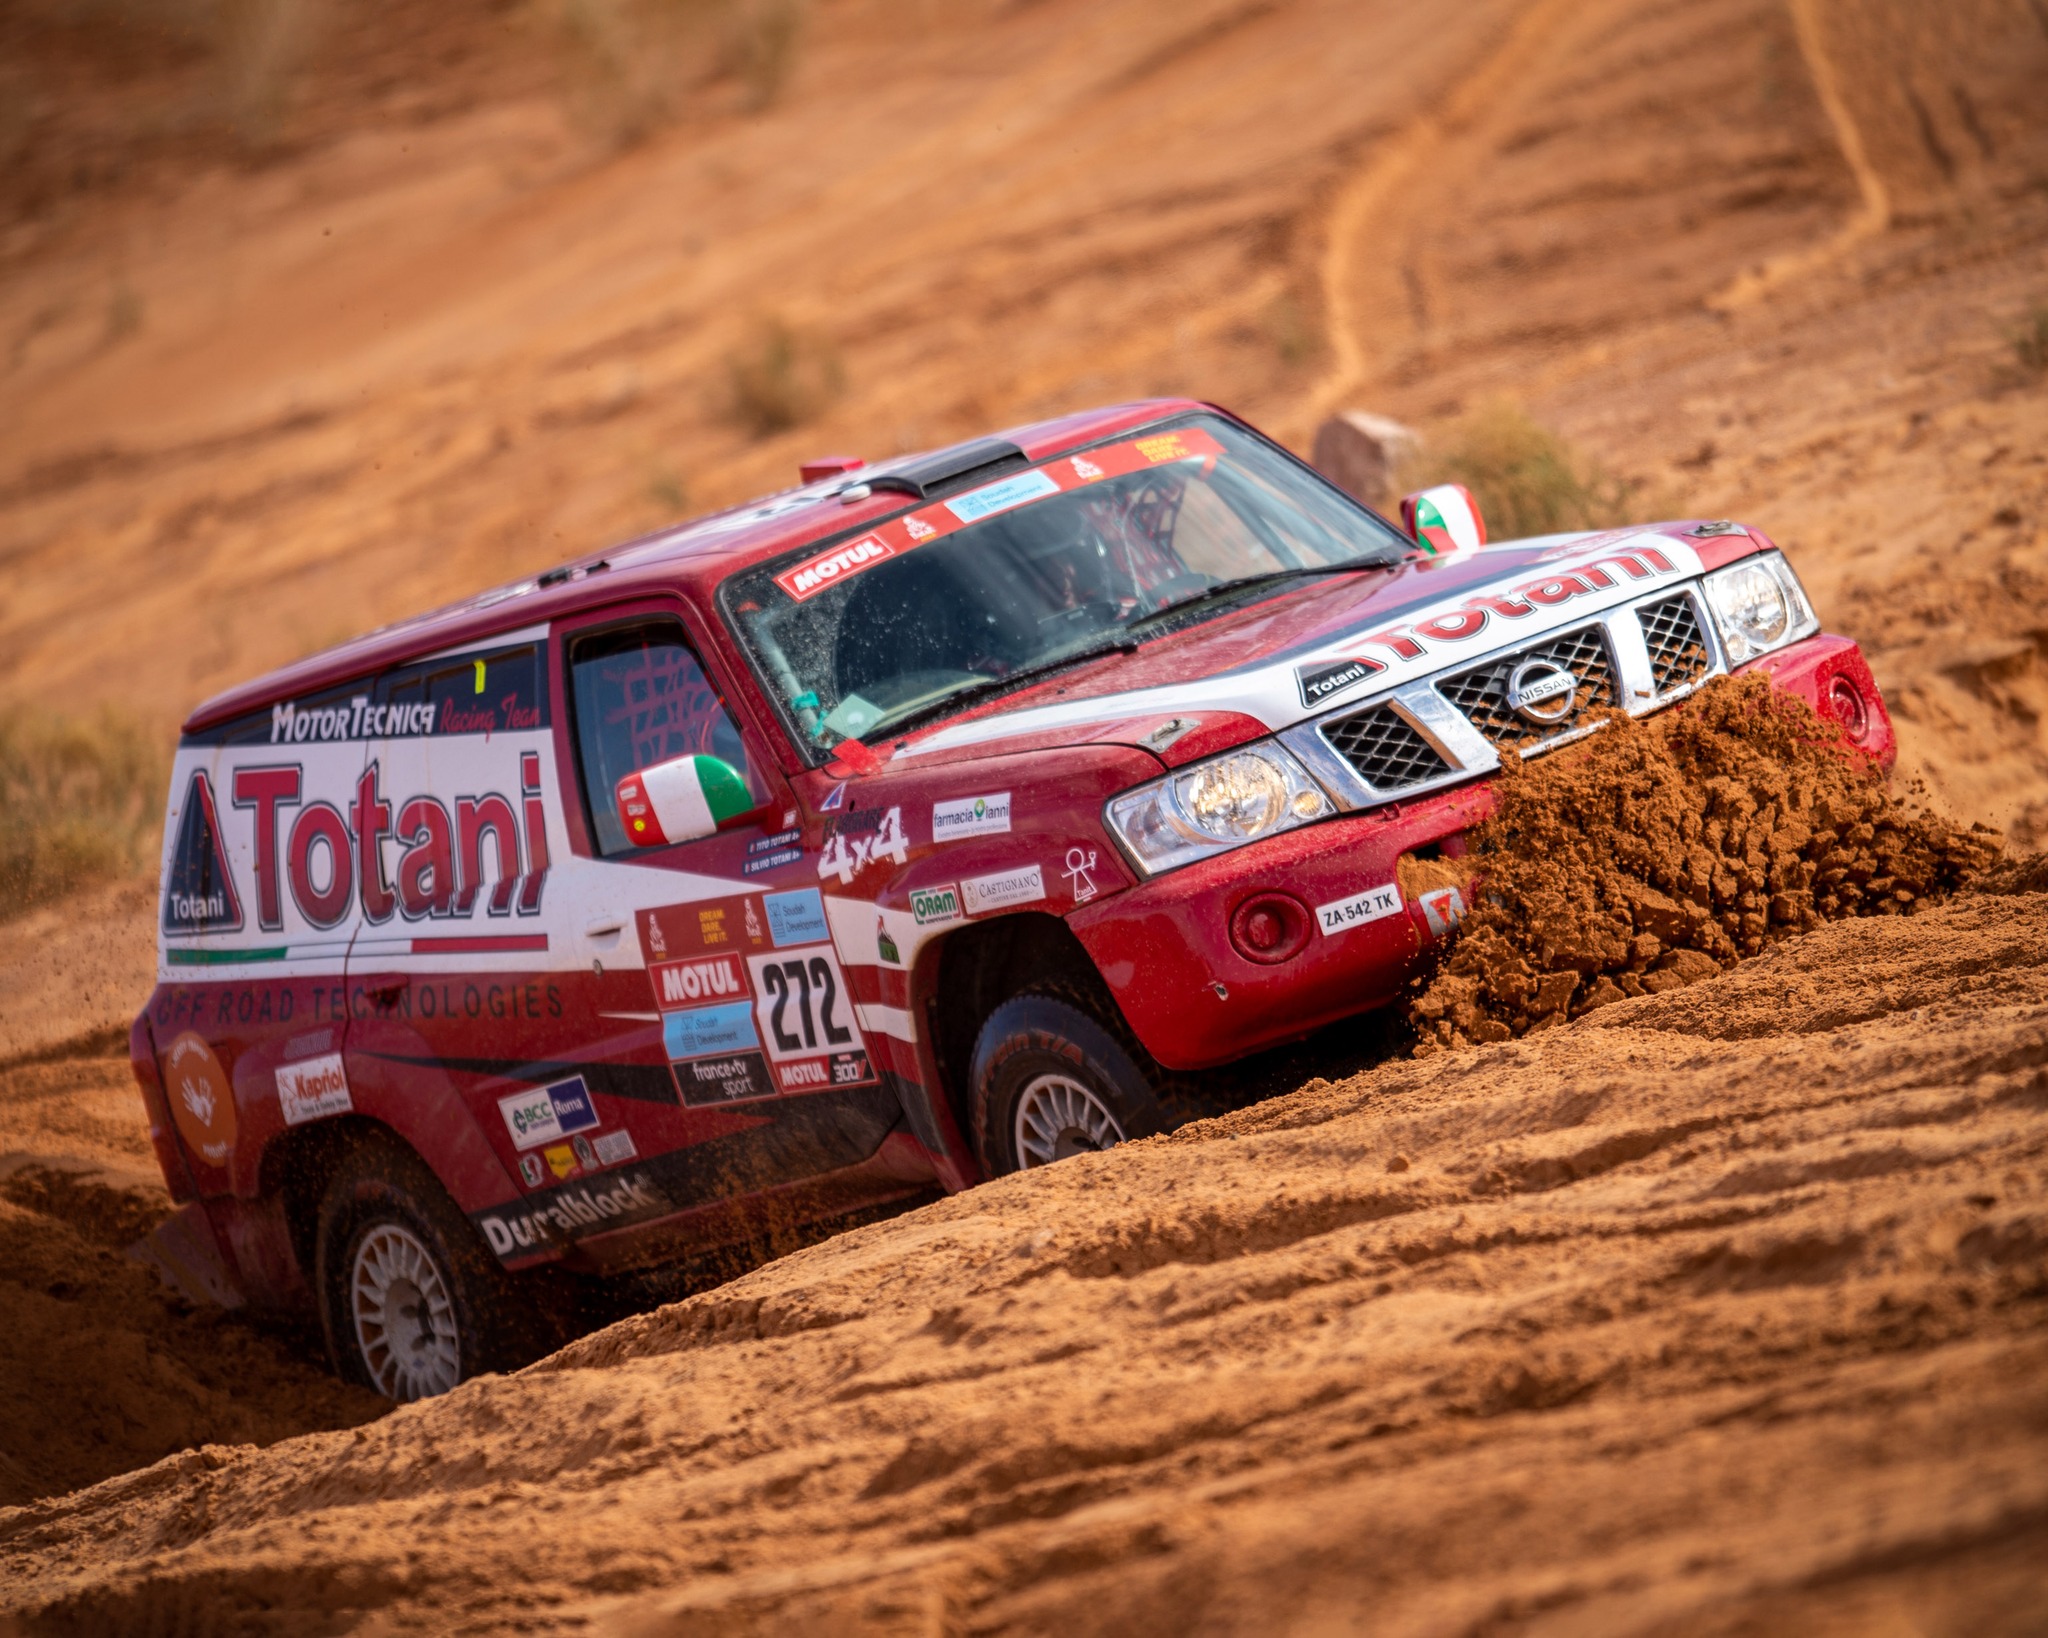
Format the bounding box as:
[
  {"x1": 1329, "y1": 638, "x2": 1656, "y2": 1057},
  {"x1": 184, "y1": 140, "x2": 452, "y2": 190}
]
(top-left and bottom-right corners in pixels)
[{"x1": 133, "y1": 399, "x2": 1892, "y2": 1398}]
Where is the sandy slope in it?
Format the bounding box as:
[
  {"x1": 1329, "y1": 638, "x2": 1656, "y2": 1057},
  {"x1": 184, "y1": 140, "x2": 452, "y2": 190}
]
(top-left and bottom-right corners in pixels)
[
  {"x1": 1, "y1": 0, "x2": 2047, "y2": 1627},
  {"x1": 3, "y1": 889, "x2": 2044, "y2": 1633}
]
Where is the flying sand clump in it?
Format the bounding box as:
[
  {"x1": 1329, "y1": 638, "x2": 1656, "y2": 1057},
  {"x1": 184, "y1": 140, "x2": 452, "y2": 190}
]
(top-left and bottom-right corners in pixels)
[{"x1": 1409, "y1": 675, "x2": 2002, "y2": 1052}]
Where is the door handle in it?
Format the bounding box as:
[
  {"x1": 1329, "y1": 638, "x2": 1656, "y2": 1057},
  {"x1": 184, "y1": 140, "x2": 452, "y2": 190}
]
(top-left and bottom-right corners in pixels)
[{"x1": 584, "y1": 917, "x2": 624, "y2": 939}]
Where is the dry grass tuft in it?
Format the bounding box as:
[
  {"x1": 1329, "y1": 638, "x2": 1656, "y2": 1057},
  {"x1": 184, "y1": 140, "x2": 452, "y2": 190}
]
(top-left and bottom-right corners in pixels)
[
  {"x1": 2006, "y1": 301, "x2": 2048, "y2": 377},
  {"x1": 0, "y1": 711, "x2": 167, "y2": 923},
  {"x1": 554, "y1": 0, "x2": 807, "y2": 144},
  {"x1": 724, "y1": 315, "x2": 842, "y2": 438},
  {"x1": 1402, "y1": 401, "x2": 1657, "y2": 540}
]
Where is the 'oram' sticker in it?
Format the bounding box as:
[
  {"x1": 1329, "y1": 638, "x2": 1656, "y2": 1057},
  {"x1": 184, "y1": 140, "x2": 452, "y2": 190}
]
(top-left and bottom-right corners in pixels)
[{"x1": 164, "y1": 1031, "x2": 238, "y2": 1166}]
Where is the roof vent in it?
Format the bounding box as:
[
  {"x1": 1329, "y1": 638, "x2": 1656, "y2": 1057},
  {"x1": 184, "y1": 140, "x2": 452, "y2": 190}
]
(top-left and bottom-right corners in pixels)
[
  {"x1": 799, "y1": 455, "x2": 866, "y2": 483},
  {"x1": 864, "y1": 437, "x2": 1028, "y2": 501}
]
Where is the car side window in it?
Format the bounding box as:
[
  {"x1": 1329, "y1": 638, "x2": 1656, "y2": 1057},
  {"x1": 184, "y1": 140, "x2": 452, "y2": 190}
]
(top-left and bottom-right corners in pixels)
[{"x1": 567, "y1": 621, "x2": 755, "y2": 857}]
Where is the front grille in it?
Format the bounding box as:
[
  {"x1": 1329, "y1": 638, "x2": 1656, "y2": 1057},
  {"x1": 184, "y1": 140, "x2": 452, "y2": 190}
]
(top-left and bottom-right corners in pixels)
[
  {"x1": 1437, "y1": 623, "x2": 1616, "y2": 752},
  {"x1": 1637, "y1": 592, "x2": 1711, "y2": 695},
  {"x1": 1320, "y1": 705, "x2": 1451, "y2": 793}
]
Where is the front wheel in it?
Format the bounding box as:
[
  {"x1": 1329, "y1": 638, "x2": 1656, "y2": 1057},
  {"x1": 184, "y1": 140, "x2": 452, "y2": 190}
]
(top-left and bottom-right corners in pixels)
[
  {"x1": 968, "y1": 994, "x2": 1218, "y2": 1176},
  {"x1": 314, "y1": 1139, "x2": 543, "y2": 1401}
]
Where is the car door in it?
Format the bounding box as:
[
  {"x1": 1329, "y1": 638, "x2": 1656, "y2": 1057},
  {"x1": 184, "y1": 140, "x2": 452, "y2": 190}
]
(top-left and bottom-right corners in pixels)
[{"x1": 521, "y1": 603, "x2": 908, "y2": 1260}]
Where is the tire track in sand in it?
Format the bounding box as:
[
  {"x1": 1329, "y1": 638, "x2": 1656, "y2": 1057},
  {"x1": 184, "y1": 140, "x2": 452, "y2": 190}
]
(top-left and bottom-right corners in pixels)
[
  {"x1": 1706, "y1": 0, "x2": 1892, "y2": 312},
  {"x1": 1295, "y1": 0, "x2": 1896, "y2": 438},
  {"x1": 1292, "y1": 0, "x2": 1598, "y2": 443}
]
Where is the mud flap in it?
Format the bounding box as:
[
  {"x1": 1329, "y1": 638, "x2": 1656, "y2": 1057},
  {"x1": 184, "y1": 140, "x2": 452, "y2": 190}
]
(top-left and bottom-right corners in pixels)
[{"x1": 126, "y1": 1200, "x2": 245, "y2": 1309}]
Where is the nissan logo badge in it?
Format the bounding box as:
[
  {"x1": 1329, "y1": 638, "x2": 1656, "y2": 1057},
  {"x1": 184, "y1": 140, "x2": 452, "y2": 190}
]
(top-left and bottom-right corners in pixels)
[{"x1": 1506, "y1": 659, "x2": 1578, "y2": 724}]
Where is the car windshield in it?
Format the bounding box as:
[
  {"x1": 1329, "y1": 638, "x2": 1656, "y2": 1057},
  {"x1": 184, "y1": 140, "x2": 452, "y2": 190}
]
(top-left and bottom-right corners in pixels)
[{"x1": 719, "y1": 414, "x2": 1413, "y2": 758}]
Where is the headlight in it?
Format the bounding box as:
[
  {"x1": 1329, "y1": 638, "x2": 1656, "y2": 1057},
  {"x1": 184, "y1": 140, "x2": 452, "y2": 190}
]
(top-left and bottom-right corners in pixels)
[
  {"x1": 1106, "y1": 743, "x2": 1333, "y2": 876},
  {"x1": 1703, "y1": 552, "x2": 1818, "y2": 664}
]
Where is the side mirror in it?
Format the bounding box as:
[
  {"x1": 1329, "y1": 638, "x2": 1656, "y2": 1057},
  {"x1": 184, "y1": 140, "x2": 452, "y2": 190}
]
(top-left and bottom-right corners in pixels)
[
  {"x1": 615, "y1": 755, "x2": 759, "y2": 847},
  {"x1": 1399, "y1": 483, "x2": 1487, "y2": 555}
]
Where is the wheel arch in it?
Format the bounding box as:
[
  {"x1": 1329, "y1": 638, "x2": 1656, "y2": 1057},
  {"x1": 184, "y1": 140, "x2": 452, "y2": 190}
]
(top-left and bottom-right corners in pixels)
[
  {"x1": 258, "y1": 1115, "x2": 424, "y2": 1291},
  {"x1": 926, "y1": 910, "x2": 1122, "y2": 1140}
]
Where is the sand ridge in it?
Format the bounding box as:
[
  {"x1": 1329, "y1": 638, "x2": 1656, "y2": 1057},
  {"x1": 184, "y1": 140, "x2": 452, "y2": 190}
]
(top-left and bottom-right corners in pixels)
[{"x1": 2, "y1": 889, "x2": 2044, "y2": 1632}]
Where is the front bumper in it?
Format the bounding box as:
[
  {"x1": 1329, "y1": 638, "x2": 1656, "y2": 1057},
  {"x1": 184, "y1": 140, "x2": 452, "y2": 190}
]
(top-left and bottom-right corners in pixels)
[
  {"x1": 1071, "y1": 781, "x2": 1491, "y2": 1070},
  {"x1": 1073, "y1": 628, "x2": 1891, "y2": 1071}
]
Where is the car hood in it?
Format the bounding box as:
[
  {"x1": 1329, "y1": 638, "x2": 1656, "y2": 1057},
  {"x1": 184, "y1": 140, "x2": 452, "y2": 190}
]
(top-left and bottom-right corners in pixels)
[{"x1": 890, "y1": 526, "x2": 1722, "y2": 768}]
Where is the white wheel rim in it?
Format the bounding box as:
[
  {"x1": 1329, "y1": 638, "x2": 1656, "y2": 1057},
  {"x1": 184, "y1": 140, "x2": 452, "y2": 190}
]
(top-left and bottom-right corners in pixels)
[
  {"x1": 349, "y1": 1222, "x2": 461, "y2": 1401},
  {"x1": 1013, "y1": 1073, "x2": 1126, "y2": 1169}
]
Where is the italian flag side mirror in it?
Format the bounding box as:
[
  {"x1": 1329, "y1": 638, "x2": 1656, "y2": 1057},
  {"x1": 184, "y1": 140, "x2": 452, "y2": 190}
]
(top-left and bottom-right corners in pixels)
[
  {"x1": 615, "y1": 755, "x2": 757, "y2": 847},
  {"x1": 1398, "y1": 483, "x2": 1487, "y2": 555}
]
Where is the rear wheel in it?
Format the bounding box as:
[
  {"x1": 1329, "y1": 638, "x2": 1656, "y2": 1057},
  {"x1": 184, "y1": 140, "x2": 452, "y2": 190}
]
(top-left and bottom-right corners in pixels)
[
  {"x1": 968, "y1": 994, "x2": 1222, "y2": 1176},
  {"x1": 315, "y1": 1140, "x2": 543, "y2": 1401}
]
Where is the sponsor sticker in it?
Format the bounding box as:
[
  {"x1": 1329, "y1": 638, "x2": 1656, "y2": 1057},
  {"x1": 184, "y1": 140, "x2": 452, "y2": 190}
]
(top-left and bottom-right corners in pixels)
[
  {"x1": 498, "y1": 1075, "x2": 601, "y2": 1151},
  {"x1": 1419, "y1": 885, "x2": 1467, "y2": 939},
  {"x1": 910, "y1": 883, "x2": 961, "y2": 927},
  {"x1": 962, "y1": 865, "x2": 1045, "y2": 915},
  {"x1": 592, "y1": 1128, "x2": 638, "y2": 1165},
  {"x1": 1062, "y1": 846, "x2": 1099, "y2": 905},
  {"x1": 1316, "y1": 883, "x2": 1405, "y2": 937},
  {"x1": 775, "y1": 534, "x2": 898, "y2": 603},
  {"x1": 662, "y1": 1001, "x2": 760, "y2": 1061},
  {"x1": 161, "y1": 770, "x2": 244, "y2": 935},
  {"x1": 650, "y1": 952, "x2": 749, "y2": 1009},
  {"x1": 932, "y1": 792, "x2": 1011, "y2": 841},
  {"x1": 474, "y1": 1170, "x2": 671, "y2": 1259},
  {"x1": 163, "y1": 1032, "x2": 237, "y2": 1166},
  {"x1": 944, "y1": 468, "x2": 1060, "y2": 523},
  {"x1": 519, "y1": 1154, "x2": 544, "y2": 1187},
  {"x1": 743, "y1": 847, "x2": 803, "y2": 876},
  {"x1": 876, "y1": 917, "x2": 900, "y2": 964},
  {"x1": 544, "y1": 1143, "x2": 579, "y2": 1181},
  {"x1": 764, "y1": 887, "x2": 830, "y2": 945},
  {"x1": 1296, "y1": 656, "x2": 1385, "y2": 710},
  {"x1": 571, "y1": 1134, "x2": 598, "y2": 1171},
  {"x1": 276, "y1": 1052, "x2": 352, "y2": 1126},
  {"x1": 677, "y1": 1052, "x2": 779, "y2": 1105}
]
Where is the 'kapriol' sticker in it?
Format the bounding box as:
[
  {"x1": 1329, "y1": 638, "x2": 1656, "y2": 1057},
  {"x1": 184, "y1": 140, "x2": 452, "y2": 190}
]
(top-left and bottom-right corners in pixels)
[
  {"x1": 164, "y1": 1032, "x2": 237, "y2": 1165},
  {"x1": 276, "y1": 1052, "x2": 352, "y2": 1126}
]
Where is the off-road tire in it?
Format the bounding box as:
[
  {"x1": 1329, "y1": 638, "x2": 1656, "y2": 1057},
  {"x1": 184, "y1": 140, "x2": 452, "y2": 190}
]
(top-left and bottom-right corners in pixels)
[
  {"x1": 314, "y1": 1138, "x2": 549, "y2": 1401},
  {"x1": 968, "y1": 994, "x2": 1224, "y2": 1176}
]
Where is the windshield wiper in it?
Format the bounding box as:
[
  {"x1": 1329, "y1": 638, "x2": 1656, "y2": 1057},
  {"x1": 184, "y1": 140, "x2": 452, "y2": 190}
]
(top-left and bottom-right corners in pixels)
[
  {"x1": 1118, "y1": 559, "x2": 1399, "y2": 637},
  {"x1": 843, "y1": 637, "x2": 1141, "y2": 745}
]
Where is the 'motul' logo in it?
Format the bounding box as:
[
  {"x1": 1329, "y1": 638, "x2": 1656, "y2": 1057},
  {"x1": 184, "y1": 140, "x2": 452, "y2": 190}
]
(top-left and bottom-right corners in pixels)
[{"x1": 1506, "y1": 659, "x2": 1578, "y2": 725}]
